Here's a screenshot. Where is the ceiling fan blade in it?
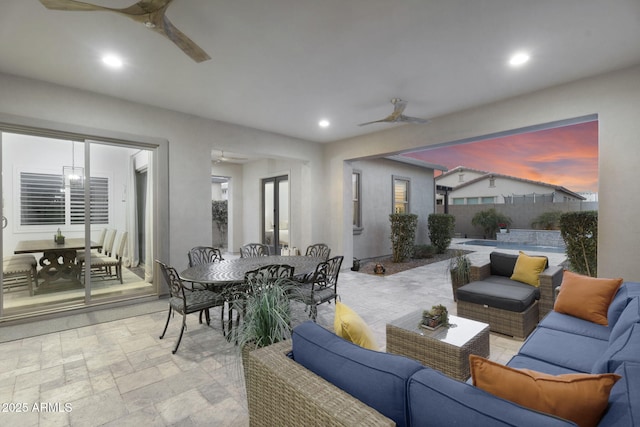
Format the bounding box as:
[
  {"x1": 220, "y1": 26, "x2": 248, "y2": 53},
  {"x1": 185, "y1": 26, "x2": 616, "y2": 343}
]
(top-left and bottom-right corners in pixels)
[
  {"x1": 358, "y1": 119, "x2": 389, "y2": 127},
  {"x1": 358, "y1": 98, "x2": 428, "y2": 126},
  {"x1": 398, "y1": 115, "x2": 429, "y2": 124},
  {"x1": 40, "y1": 0, "x2": 210, "y2": 63},
  {"x1": 155, "y1": 15, "x2": 211, "y2": 63},
  {"x1": 39, "y1": 0, "x2": 111, "y2": 12}
]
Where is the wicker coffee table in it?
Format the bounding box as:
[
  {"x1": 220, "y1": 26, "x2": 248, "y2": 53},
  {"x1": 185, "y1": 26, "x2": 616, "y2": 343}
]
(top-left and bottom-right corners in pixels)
[{"x1": 386, "y1": 310, "x2": 490, "y2": 381}]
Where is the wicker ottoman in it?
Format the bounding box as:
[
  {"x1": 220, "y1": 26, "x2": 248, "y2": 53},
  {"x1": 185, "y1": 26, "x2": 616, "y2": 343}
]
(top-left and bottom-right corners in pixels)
[
  {"x1": 386, "y1": 311, "x2": 489, "y2": 381},
  {"x1": 457, "y1": 299, "x2": 539, "y2": 340}
]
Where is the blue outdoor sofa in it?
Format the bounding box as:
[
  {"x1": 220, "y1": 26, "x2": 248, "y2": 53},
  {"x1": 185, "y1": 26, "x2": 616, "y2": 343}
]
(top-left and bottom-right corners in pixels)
[{"x1": 244, "y1": 282, "x2": 640, "y2": 426}]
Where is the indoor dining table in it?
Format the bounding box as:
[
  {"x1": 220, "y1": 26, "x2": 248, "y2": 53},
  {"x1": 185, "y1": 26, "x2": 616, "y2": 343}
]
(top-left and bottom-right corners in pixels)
[{"x1": 14, "y1": 238, "x2": 101, "y2": 294}]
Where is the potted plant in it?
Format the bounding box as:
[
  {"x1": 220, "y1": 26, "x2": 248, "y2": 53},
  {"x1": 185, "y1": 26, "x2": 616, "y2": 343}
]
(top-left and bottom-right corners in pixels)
[
  {"x1": 449, "y1": 250, "x2": 471, "y2": 302},
  {"x1": 421, "y1": 304, "x2": 450, "y2": 330},
  {"x1": 231, "y1": 276, "x2": 295, "y2": 383}
]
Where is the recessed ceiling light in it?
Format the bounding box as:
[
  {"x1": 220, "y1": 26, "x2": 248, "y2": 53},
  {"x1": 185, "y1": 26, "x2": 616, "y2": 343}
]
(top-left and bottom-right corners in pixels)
[
  {"x1": 102, "y1": 54, "x2": 123, "y2": 69},
  {"x1": 509, "y1": 52, "x2": 530, "y2": 67},
  {"x1": 318, "y1": 119, "x2": 330, "y2": 128}
]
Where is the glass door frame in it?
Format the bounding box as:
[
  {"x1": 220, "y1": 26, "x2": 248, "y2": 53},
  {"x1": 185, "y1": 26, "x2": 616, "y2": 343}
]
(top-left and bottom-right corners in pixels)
[
  {"x1": 0, "y1": 114, "x2": 168, "y2": 321},
  {"x1": 261, "y1": 174, "x2": 289, "y2": 256}
]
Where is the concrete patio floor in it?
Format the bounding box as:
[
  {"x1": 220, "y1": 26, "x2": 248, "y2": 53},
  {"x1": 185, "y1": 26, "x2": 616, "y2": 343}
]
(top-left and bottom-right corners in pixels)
[{"x1": 0, "y1": 240, "x2": 567, "y2": 426}]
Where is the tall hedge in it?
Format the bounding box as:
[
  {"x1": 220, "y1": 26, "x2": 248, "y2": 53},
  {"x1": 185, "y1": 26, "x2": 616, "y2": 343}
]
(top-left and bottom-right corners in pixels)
[
  {"x1": 428, "y1": 213, "x2": 455, "y2": 254},
  {"x1": 390, "y1": 213, "x2": 418, "y2": 262},
  {"x1": 559, "y1": 211, "x2": 598, "y2": 277}
]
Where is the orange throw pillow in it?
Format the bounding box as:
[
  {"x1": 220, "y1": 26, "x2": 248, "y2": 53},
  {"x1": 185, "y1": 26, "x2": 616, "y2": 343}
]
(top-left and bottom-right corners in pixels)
[
  {"x1": 554, "y1": 270, "x2": 622, "y2": 325},
  {"x1": 470, "y1": 355, "x2": 621, "y2": 427}
]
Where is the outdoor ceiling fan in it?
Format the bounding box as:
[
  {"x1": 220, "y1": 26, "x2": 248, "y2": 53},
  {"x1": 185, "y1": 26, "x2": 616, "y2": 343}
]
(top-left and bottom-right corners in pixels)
[
  {"x1": 38, "y1": 0, "x2": 211, "y2": 63},
  {"x1": 358, "y1": 98, "x2": 429, "y2": 126},
  {"x1": 213, "y1": 150, "x2": 248, "y2": 164}
]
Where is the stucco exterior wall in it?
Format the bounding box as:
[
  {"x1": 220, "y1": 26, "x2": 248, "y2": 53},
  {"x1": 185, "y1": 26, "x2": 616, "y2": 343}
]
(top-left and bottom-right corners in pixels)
[{"x1": 351, "y1": 158, "x2": 435, "y2": 260}]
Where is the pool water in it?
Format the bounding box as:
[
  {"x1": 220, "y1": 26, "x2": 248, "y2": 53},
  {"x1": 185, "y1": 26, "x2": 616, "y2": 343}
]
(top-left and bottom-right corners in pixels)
[{"x1": 460, "y1": 239, "x2": 566, "y2": 254}]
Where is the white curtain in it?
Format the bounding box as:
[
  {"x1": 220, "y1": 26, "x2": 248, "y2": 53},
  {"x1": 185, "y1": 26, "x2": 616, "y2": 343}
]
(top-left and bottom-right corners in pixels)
[
  {"x1": 124, "y1": 154, "x2": 139, "y2": 268},
  {"x1": 144, "y1": 153, "x2": 154, "y2": 283}
]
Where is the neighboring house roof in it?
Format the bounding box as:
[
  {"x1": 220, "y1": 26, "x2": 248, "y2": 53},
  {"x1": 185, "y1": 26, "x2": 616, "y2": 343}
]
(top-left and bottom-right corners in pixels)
[
  {"x1": 437, "y1": 166, "x2": 489, "y2": 178},
  {"x1": 435, "y1": 166, "x2": 586, "y2": 200}
]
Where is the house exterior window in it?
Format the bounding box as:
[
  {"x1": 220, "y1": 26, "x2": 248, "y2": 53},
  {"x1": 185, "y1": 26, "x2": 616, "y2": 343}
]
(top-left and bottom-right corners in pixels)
[
  {"x1": 481, "y1": 196, "x2": 495, "y2": 204},
  {"x1": 489, "y1": 177, "x2": 496, "y2": 187},
  {"x1": 352, "y1": 171, "x2": 362, "y2": 231},
  {"x1": 467, "y1": 197, "x2": 479, "y2": 205},
  {"x1": 453, "y1": 198, "x2": 465, "y2": 205},
  {"x1": 393, "y1": 176, "x2": 410, "y2": 213},
  {"x1": 458, "y1": 173, "x2": 465, "y2": 182},
  {"x1": 20, "y1": 172, "x2": 109, "y2": 226}
]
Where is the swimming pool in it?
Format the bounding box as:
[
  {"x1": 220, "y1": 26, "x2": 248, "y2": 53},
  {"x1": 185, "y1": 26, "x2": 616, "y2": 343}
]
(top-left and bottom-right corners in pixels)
[{"x1": 459, "y1": 239, "x2": 566, "y2": 254}]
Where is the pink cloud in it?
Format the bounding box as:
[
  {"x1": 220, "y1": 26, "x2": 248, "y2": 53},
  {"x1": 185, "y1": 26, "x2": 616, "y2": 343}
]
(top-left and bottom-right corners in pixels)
[{"x1": 405, "y1": 121, "x2": 598, "y2": 192}]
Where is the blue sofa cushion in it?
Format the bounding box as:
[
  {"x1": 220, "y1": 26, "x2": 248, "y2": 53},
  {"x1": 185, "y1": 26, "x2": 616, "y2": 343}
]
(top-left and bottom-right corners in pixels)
[
  {"x1": 518, "y1": 327, "x2": 608, "y2": 372},
  {"x1": 607, "y1": 284, "x2": 637, "y2": 327},
  {"x1": 292, "y1": 321, "x2": 424, "y2": 427},
  {"x1": 608, "y1": 297, "x2": 640, "y2": 344},
  {"x1": 598, "y1": 361, "x2": 640, "y2": 427},
  {"x1": 592, "y1": 323, "x2": 640, "y2": 374},
  {"x1": 507, "y1": 354, "x2": 582, "y2": 375},
  {"x1": 407, "y1": 368, "x2": 575, "y2": 426},
  {"x1": 538, "y1": 311, "x2": 610, "y2": 340},
  {"x1": 457, "y1": 278, "x2": 539, "y2": 312}
]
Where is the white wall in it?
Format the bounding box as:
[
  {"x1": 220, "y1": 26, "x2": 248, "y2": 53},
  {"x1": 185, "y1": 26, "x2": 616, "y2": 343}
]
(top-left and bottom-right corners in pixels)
[{"x1": 325, "y1": 65, "x2": 640, "y2": 281}]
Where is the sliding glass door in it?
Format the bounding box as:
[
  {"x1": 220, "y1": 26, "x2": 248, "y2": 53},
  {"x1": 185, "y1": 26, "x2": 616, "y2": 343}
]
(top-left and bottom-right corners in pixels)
[{"x1": 1, "y1": 132, "x2": 155, "y2": 320}]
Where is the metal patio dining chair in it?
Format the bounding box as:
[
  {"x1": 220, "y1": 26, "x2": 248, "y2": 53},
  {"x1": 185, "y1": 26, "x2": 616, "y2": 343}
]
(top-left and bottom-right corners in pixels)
[
  {"x1": 294, "y1": 255, "x2": 344, "y2": 321},
  {"x1": 188, "y1": 246, "x2": 224, "y2": 266},
  {"x1": 304, "y1": 243, "x2": 331, "y2": 260},
  {"x1": 240, "y1": 243, "x2": 270, "y2": 258},
  {"x1": 187, "y1": 246, "x2": 227, "y2": 333},
  {"x1": 157, "y1": 260, "x2": 225, "y2": 354}
]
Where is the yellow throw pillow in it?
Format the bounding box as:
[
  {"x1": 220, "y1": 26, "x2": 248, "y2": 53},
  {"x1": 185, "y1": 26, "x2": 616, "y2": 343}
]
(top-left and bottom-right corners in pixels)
[
  {"x1": 554, "y1": 270, "x2": 623, "y2": 326},
  {"x1": 470, "y1": 355, "x2": 620, "y2": 427},
  {"x1": 510, "y1": 251, "x2": 548, "y2": 287},
  {"x1": 334, "y1": 301, "x2": 379, "y2": 350}
]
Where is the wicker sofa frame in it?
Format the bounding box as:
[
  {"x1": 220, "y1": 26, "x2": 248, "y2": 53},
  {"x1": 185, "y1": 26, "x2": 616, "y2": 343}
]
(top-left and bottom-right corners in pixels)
[
  {"x1": 245, "y1": 340, "x2": 394, "y2": 426},
  {"x1": 456, "y1": 261, "x2": 563, "y2": 340}
]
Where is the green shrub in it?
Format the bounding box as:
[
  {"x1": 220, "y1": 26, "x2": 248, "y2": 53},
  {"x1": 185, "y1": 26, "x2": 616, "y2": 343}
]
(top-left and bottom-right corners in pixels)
[
  {"x1": 560, "y1": 211, "x2": 598, "y2": 277},
  {"x1": 471, "y1": 208, "x2": 512, "y2": 239},
  {"x1": 390, "y1": 213, "x2": 418, "y2": 262},
  {"x1": 428, "y1": 213, "x2": 455, "y2": 254},
  {"x1": 413, "y1": 244, "x2": 435, "y2": 259},
  {"x1": 531, "y1": 210, "x2": 563, "y2": 230}
]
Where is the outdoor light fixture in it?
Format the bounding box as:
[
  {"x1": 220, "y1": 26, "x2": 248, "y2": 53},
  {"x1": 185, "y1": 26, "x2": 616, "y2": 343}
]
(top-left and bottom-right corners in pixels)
[{"x1": 63, "y1": 141, "x2": 84, "y2": 189}]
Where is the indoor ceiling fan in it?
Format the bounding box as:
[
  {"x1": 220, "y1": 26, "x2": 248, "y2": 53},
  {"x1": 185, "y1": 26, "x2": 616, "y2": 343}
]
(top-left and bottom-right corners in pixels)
[
  {"x1": 39, "y1": 0, "x2": 211, "y2": 63},
  {"x1": 358, "y1": 98, "x2": 429, "y2": 126},
  {"x1": 213, "y1": 150, "x2": 248, "y2": 164}
]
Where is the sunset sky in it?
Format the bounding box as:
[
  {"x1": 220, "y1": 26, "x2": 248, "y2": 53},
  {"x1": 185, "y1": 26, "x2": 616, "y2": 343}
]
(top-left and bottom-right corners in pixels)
[{"x1": 404, "y1": 121, "x2": 598, "y2": 193}]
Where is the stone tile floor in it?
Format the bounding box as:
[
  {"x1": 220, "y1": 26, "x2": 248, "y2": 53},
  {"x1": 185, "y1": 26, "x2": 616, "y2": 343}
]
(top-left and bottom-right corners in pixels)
[{"x1": 0, "y1": 242, "x2": 566, "y2": 426}]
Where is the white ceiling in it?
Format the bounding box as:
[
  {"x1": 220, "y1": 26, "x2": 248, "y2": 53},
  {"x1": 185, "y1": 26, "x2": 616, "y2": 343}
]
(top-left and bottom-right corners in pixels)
[{"x1": 1, "y1": 1, "x2": 640, "y2": 144}]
